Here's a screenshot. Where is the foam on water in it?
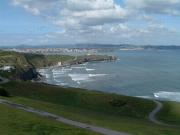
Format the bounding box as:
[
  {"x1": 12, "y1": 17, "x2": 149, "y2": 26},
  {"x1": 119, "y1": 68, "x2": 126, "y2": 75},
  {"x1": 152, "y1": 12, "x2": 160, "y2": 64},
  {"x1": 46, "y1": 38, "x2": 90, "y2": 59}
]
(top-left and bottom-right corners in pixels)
[
  {"x1": 54, "y1": 81, "x2": 69, "y2": 86},
  {"x1": 52, "y1": 69, "x2": 63, "y2": 72},
  {"x1": 86, "y1": 68, "x2": 95, "y2": 71},
  {"x1": 53, "y1": 72, "x2": 65, "y2": 76},
  {"x1": 54, "y1": 79, "x2": 62, "y2": 83},
  {"x1": 154, "y1": 91, "x2": 180, "y2": 102},
  {"x1": 45, "y1": 74, "x2": 51, "y2": 79},
  {"x1": 38, "y1": 69, "x2": 47, "y2": 73},
  {"x1": 68, "y1": 74, "x2": 90, "y2": 81},
  {"x1": 89, "y1": 74, "x2": 107, "y2": 77},
  {"x1": 136, "y1": 96, "x2": 152, "y2": 99},
  {"x1": 62, "y1": 68, "x2": 72, "y2": 71},
  {"x1": 71, "y1": 66, "x2": 86, "y2": 69},
  {"x1": 60, "y1": 83, "x2": 69, "y2": 86},
  {"x1": 68, "y1": 74, "x2": 107, "y2": 83},
  {"x1": 80, "y1": 63, "x2": 88, "y2": 66}
]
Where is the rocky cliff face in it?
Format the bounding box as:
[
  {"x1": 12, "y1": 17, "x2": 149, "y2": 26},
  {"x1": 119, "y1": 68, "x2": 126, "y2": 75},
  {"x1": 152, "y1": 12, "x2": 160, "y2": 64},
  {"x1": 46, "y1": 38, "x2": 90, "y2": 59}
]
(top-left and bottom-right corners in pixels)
[
  {"x1": 19, "y1": 68, "x2": 39, "y2": 81},
  {"x1": 63, "y1": 55, "x2": 117, "y2": 66}
]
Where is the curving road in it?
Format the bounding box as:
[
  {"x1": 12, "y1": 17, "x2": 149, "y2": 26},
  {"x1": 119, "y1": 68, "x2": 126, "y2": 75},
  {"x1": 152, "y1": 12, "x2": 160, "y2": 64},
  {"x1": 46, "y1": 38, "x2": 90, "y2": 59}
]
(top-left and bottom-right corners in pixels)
[
  {"x1": 0, "y1": 99, "x2": 130, "y2": 135},
  {"x1": 149, "y1": 100, "x2": 179, "y2": 127},
  {"x1": 148, "y1": 100, "x2": 165, "y2": 125}
]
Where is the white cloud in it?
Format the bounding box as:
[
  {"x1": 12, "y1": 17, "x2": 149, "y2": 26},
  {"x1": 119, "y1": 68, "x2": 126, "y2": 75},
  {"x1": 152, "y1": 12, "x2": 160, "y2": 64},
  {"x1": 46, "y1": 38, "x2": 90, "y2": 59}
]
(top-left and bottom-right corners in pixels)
[
  {"x1": 12, "y1": 0, "x2": 129, "y2": 28},
  {"x1": 126, "y1": 0, "x2": 180, "y2": 16},
  {"x1": 10, "y1": 0, "x2": 180, "y2": 45}
]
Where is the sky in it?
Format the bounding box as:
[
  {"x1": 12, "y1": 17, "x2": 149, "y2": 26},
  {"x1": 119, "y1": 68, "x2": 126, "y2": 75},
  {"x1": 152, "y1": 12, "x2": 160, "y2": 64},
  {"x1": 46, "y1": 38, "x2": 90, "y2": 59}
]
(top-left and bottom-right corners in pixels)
[{"x1": 0, "y1": 0, "x2": 180, "y2": 46}]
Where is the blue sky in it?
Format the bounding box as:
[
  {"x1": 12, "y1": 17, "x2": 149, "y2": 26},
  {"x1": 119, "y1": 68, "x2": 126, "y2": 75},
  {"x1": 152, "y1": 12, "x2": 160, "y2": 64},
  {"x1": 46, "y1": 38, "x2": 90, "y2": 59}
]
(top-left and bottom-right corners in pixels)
[
  {"x1": 0, "y1": 0, "x2": 180, "y2": 46},
  {"x1": 0, "y1": 0, "x2": 58, "y2": 34}
]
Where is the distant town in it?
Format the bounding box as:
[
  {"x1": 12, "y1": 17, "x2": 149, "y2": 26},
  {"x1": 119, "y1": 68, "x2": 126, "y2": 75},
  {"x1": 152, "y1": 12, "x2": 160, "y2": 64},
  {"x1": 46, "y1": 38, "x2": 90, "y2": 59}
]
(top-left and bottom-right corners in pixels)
[
  {"x1": 3, "y1": 48, "x2": 99, "y2": 55},
  {"x1": 1, "y1": 45, "x2": 180, "y2": 55}
]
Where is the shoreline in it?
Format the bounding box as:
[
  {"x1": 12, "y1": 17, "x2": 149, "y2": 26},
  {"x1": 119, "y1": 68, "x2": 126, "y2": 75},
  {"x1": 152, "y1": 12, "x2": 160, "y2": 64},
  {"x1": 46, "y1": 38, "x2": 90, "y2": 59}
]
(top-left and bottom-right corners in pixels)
[{"x1": 36, "y1": 55, "x2": 117, "y2": 83}]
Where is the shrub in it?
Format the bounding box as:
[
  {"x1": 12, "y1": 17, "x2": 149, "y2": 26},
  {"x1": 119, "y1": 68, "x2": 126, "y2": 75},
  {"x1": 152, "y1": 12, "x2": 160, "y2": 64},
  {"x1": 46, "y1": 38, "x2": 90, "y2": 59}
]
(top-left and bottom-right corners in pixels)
[
  {"x1": 109, "y1": 99, "x2": 127, "y2": 107},
  {"x1": 0, "y1": 88, "x2": 10, "y2": 97}
]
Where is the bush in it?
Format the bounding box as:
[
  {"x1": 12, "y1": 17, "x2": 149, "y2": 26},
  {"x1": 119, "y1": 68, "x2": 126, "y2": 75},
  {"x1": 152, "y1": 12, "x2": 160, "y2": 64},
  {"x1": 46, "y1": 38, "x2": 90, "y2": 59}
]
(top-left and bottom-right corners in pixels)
[
  {"x1": 109, "y1": 99, "x2": 127, "y2": 107},
  {"x1": 0, "y1": 88, "x2": 10, "y2": 97}
]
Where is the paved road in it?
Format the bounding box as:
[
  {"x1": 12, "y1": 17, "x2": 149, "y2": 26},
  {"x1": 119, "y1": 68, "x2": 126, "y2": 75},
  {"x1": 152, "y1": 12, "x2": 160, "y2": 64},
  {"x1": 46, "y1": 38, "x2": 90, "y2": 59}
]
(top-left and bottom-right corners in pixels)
[
  {"x1": 0, "y1": 99, "x2": 130, "y2": 135},
  {"x1": 149, "y1": 100, "x2": 165, "y2": 125},
  {"x1": 149, "y1": 100, "x2": 179, "y2": 127}
]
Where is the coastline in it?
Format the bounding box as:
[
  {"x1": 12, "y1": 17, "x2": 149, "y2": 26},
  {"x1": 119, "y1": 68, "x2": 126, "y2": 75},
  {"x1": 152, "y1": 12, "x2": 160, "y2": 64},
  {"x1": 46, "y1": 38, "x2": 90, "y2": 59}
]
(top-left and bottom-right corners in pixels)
[{"x1": 36, "y1": 55, "x2": 117, "y2": 82}]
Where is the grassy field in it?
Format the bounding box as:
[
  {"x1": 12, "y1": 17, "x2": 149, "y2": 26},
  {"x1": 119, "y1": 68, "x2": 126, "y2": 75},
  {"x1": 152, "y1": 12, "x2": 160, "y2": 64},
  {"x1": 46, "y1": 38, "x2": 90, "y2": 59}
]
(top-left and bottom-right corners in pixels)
[
  {"x1": 0, "y1": 104, "x2": 100, "y2": 135},
  {"x1": 24, "y1": 53, "x2": 75, "y2": 68},
  {"x1": 157, "y1": 101, "x2": 180, "y2": 125},
  {"x1": 0, "y1": 51, "x2": 75, "y2": 79},
  {"x1": 0, "y1": 51, "x2": 75, "y2": 69},
  {"x1": 1, "y1": 81, "x2": 180, "y2": 135}
]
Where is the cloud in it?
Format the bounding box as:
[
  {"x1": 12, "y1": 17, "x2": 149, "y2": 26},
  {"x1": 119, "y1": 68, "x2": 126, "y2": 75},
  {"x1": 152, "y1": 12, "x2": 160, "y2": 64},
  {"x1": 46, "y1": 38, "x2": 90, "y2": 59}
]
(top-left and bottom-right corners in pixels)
[
  {"x1": 125, "y1": 0, "x2": 180, "y2": 16},
  {"x1": 10, "y1": 0, "x2": 180, "y2": 45},
  {"x1": 12, "y1": 0, "x2": 129, "y2": 29}
]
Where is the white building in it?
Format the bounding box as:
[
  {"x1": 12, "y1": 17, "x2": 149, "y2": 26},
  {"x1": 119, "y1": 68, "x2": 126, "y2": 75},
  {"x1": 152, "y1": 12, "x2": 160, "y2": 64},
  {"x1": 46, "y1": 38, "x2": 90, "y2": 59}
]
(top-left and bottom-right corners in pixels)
[{"x1": 57, "y1": 62, "x2": 62, "y2": 66}]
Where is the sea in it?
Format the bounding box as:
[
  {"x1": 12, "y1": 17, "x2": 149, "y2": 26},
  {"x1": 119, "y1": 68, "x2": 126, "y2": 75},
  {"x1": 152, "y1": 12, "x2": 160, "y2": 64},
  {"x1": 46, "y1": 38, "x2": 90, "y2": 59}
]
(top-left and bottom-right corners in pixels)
[{"x1": 38, "y1": 49, "x2": 180, "y2": 102}]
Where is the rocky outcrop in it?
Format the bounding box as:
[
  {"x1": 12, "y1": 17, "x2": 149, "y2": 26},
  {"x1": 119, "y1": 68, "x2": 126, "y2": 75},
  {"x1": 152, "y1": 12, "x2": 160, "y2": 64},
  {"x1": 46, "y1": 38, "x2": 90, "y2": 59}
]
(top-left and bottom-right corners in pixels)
[
  {"x1": 19, "y1": 68, "x2": 39, "y2": 81},
  {"x1": 63, "y1": 55, "x2": 117, "y2": 66}
]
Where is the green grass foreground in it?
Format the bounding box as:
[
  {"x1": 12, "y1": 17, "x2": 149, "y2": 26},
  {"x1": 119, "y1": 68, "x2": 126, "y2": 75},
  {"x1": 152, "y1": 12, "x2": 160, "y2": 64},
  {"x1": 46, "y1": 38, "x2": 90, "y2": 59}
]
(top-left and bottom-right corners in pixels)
[
  {"x1": 1, "y1": 81, "x2": 180, "y2": 135},
  {"x1": 157, "y1": 101, "x2": 180, "y2": 125},
  {"x1": 0, "y1": 104, "x2": 100, "y2": 135}
]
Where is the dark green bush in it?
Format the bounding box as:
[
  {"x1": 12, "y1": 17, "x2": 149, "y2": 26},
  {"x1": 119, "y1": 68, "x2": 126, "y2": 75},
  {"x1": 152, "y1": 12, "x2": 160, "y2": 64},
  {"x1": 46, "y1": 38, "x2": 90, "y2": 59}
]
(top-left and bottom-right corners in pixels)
[
  {"x1": 0, "y1": 88, "x2": 10, "y2": 97},
  {"x1": 109, "y1": 99, "x2": 127, "y2": 107}
]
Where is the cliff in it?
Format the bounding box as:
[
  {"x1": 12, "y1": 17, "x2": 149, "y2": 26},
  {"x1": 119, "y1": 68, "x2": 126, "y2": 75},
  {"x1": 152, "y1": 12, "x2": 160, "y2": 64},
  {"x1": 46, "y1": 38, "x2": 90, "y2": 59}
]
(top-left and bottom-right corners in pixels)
[
  {"x1": 0, "y1": 51, "x2": 117, "y2": 81},
  {"x1": 63, "y1": 55, "x2": 117, "y2": 66}
]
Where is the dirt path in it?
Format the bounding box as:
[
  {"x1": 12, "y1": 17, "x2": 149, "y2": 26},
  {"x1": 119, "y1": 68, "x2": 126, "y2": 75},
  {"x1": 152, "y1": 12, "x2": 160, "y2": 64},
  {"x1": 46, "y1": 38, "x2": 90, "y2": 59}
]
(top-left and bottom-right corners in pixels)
[
  {"x1": 149, "y1": 100, "x2": 179, "y2": 127},
  {"x1": 149, "y1": 100, "x2": 165, "y2": 125},
  {"x1": 0, "y1": 98, "x2": 130, "y2": 135}
]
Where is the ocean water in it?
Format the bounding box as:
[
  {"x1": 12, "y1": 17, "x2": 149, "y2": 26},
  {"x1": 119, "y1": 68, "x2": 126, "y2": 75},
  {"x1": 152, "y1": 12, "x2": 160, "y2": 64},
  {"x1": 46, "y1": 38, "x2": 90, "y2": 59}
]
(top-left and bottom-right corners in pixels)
[{"x1": 38, "y1": 49, "x2": 180, "y2": 102}]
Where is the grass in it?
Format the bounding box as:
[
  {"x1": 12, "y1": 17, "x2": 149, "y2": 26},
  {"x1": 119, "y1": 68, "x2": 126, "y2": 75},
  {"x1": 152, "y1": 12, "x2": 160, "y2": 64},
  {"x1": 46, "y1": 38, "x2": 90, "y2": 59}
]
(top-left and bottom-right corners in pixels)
[
  {"x1": 0, "y1": 104, "x2": 100, "y2": 135},
  {"x1": 0, "y1": 51, "x2": 75, "y2": 69},
  {"x1": 157, "y1": 101, "x2": 180, "y2": 125},
  {"x1": 0, "y1": 51, "x2": 75, "y2": 78},
  {"x1": 2, "y1": 81, "x2": 180, "y2": 135},
  {"x1": 2, "y1": 81, "x2": 155, "y2": 118},
  {"x1": 24, "y1": 53, "x2": 75, "y2": 68}
]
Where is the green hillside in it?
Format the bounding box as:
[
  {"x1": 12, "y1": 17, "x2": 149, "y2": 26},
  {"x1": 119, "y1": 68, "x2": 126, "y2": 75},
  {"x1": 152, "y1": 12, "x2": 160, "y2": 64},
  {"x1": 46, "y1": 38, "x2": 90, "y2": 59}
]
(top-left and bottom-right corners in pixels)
[
  {"x1": 0, "y1": 51, "x2": 74, "y2": 79},
  {"x1": 0, "y1": 104, "x2": 100, "y2": 135},
  {"x1": 1, "y1": 81, "x2": 180, "y2": 135},
  {"x1": 0, "y1": 50, "x2": 74, "y2": 69},
  {"x1": 24, "y1": 53, "x2": 75, "y2": 68}
]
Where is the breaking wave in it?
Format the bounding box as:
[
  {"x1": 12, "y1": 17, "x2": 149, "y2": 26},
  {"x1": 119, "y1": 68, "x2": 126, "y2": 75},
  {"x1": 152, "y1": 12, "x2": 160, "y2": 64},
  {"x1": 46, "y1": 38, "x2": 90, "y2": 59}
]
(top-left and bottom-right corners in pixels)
[
  {"x1": 68, "y1": 74, "x2": 107, "y2": 83},
  {"x1": 86, "y1": 68, "x2": 95, "y2": 71},
  {"x1": 154, "y1": 91, "x2": 180, "y2": 102},
  {"x1": 68, "y1": 74, "x2": 90, "y2": 81},
  {"x1": 71, "y1": 66, "x2": 86, "y2": 69}
]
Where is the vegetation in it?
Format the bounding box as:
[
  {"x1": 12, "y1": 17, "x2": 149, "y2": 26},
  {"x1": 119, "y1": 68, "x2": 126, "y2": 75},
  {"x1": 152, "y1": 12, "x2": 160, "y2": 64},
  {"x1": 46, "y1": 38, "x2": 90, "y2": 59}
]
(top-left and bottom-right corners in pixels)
[
  {"x1": 0, "y1": 104, "x2": 100, "y2": 135},
  {"x1": 0, "y1": 87, "x2": 10, "y2": 97},
  {"x1": 1, "y1": 51, "x2": 180, "y2": 135},
  {"x1": 0, "y1": 51, "x2": 74, "y2": 79},
  {"x1": 157, "y1": 101, "x2": 180, "y2": 125},
  {"x1": 0, "y1": 51, "x2": 75, "y2": 69},
  {"x1": 24, "y1": 53, "x2": 75, "y2": 68},
  {"x1": 2, "y1": 81, "x2": 180, "y2": 135},
  {"x1": 64, "y1": 55, "x2": 116, "y2": 65}
]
